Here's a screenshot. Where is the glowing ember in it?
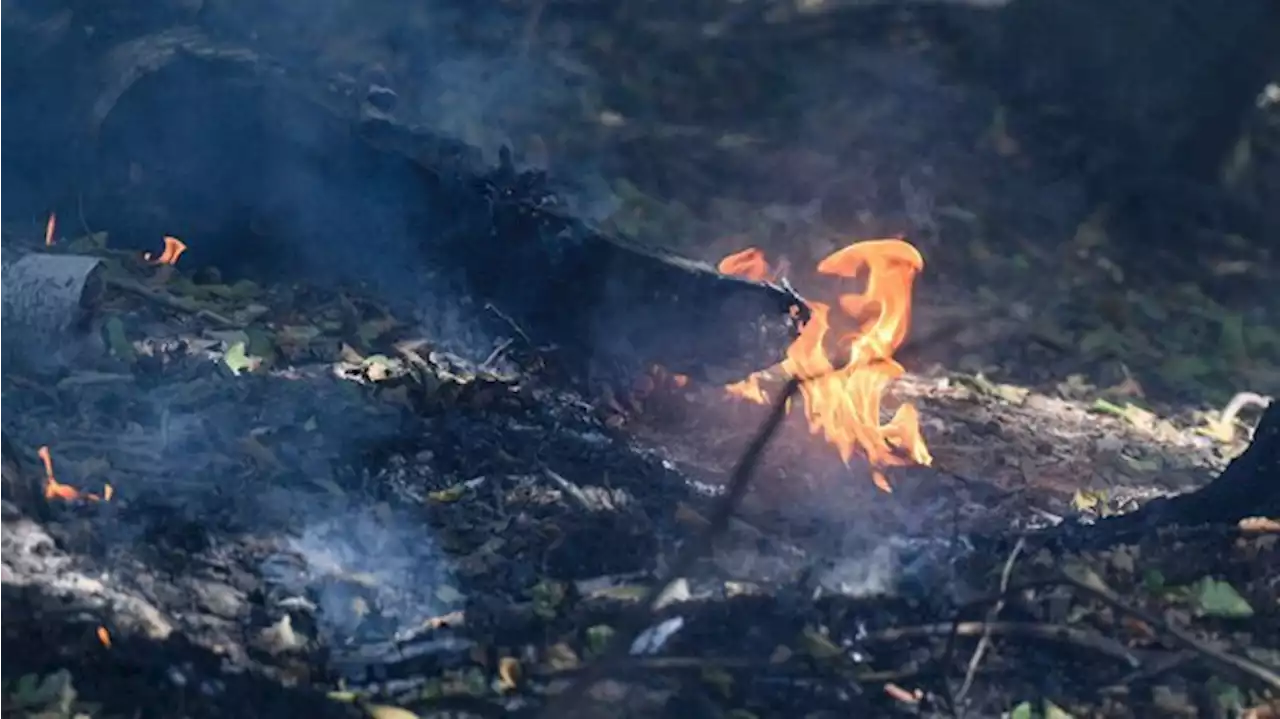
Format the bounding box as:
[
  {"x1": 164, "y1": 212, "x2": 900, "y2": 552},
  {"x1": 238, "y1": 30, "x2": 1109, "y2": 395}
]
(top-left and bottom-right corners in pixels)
[
  {"x1": 717, "y1": 238, "x2": 932, "y2": 492},
  {"x1": 37, "y1": 446, "x2": 113, "y2": 502},
  {"x1": 97, "y1": 627, "x2": 112, "y2": 648},
  {"x1": 45, "y1": 213, "x2": 57, "y2": 246},
  {"x1": 144, "y1": 235, "x2": 188, "y2": 266}
]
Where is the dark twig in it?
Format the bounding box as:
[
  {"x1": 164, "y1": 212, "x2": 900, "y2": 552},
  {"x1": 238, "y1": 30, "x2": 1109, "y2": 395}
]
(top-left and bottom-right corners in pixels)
[
  {"x1": 1058, "y1": 568, "x2": 1280, "y2": 691},
  {"x1": 1104, "y1": 650, "x2": 1199, "y2": 691},
  {"x1": 865, "y1": 621, "x2": 1145, "y2": 668},
  {"x1": 956, "y1": 537, "x2": 1025, "y2": 703},
  {"x1": 484, "y1": 301, "x2": 534, "y2": 348},
  {"x1": 934, "y1": 488, "x2": 966, "y2": 718},
  {"x1": 538, "y1": 377, "x2": 801, "y2": 718}
]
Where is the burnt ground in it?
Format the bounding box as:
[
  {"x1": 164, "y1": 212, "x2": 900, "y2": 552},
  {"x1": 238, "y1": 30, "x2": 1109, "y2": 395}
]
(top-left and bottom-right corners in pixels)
[
  {"x1": 2, "y1": 227, "x2": 1278, "y2": 719},
  {"x1": 5, "y1": 2, "x2": 1280, "y2": 718}
]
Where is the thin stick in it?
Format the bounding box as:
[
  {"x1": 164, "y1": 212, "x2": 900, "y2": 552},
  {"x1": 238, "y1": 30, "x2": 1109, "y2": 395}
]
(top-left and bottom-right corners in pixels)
[
  {"x1": 538, "y1": 377, "x2": 801, "y2": 717},
  {"x1": 865, "y1": 620, "x2": 1145, "y2": 668},
  {"x1": 956, "y1": 537, "x2": 1025, "y2": 703}
]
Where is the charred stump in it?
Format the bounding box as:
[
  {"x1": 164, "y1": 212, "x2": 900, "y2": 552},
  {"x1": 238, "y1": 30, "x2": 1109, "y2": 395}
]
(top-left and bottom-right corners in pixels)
[{"x1": 1049, "y1": 400, "x2": 1280, "y2": 550}]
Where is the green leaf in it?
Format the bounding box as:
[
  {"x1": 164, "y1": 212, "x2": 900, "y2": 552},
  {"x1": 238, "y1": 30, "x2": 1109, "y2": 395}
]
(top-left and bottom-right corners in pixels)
[
  {"x1": 1206, "y1": 676, "x2": 1244, "y2": 712},
  {"x1": 1007, "y1": 701, "x2": 1035, "y2": 719},
  {"x1": 9, "y1": 669, "x2": 74, "y2": 711},
  {"x1": 364, "y1": 704, "x2": 420, "y2": 719},
  {"x1": 1088, "y1": 398, "x2": 1126, "y2": 417},
  {"x1": 700, "y1": 665, "x2": 735, "y2": 698},
  {"x1": 1141, "y1": 569, "x2": 1166, "y2": 592},
  {"x1": 585, "y1": 624, "x2": 616, "y2": 655},
  {"x1": 102, "y1": 316, "x2": 137, "y2": 364},
  {"x1": 1193, "y1": 578, "x2": 1254, "y2": 618},
  {"x1": 798, "y1": 626, "x2": 843, "y2": 660},
  {"x1": 223, "y1": 341, "x2": 254, "y2": 376},
  {"x1": 1071, "y1": 489, "x2": 1103, "y2": 512},
  {"x1": 1043, "y1": 701, "x2": 1074, "y2": 719},
  {"x1": 530, "y1": 580, "x2": 566, "y2": 619}
]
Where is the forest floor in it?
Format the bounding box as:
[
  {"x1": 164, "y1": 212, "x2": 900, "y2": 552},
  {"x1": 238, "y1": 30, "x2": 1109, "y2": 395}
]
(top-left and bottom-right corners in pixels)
[{"x1": 4, "y1": 2, "x2": 1279, "y2": 718}]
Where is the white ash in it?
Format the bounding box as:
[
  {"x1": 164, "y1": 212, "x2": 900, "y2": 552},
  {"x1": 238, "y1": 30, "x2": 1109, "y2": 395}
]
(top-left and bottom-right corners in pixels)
[{"x1": 815, "y1": 534, "x2": 974, "y2": 599}]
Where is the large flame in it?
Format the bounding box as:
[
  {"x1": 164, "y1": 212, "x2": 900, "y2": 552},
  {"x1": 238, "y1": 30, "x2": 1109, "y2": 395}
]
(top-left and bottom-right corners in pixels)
[{"x1": 717, "y1": 238, "x2": 931, "y2": 492}]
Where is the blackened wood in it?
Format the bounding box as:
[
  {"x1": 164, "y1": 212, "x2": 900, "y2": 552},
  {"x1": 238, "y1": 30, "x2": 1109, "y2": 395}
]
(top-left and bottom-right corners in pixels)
[
  {"x1": 21, "y1": 27, "x2": 807, "y2": 384},
  {"x1": 0, "y1": 251, "x2": 106, "y2": 378},
  {"x1": 358, "y1": 114, "x2": 810, "y2": 384},
  {"x1": 1108, "y1": 401, "x2": 1280, "y2": 528},
  {"x1": 1041, "y1": 401, "x2": 1280, "y2": 551}
]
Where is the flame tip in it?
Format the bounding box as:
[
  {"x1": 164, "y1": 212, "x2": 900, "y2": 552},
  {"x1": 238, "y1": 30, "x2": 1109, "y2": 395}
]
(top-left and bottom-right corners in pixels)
[{"x1": 718, "y1": 236, "x2": 929, "y2": 493}]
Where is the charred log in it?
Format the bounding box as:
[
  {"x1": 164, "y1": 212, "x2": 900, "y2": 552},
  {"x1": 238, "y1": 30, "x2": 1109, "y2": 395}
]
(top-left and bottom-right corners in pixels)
[{"x1": 3, "y1": 26, "x2": 806, "y2": 385}]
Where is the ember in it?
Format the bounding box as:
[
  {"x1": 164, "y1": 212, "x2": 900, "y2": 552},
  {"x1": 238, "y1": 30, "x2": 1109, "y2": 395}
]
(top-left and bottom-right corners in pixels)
[
  {"x1": 717, "y1": 238, "x2": 932, "y2": 492},
  {"x1": 37, "y1": 445, "x2": 112, "y2": 502},
  {"x1": 44, "y1": 212, "x2": 56, "y2": 246},
  {"x1": 96, "y1": 626, "x2": 112, "y2": 648}
]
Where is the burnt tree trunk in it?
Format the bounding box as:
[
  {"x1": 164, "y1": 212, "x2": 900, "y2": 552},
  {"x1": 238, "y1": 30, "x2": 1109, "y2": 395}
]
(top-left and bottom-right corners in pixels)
[
  {"x1": 1044, "y1": 401, "x2": 1280, "y2": 550},
  {"x1": 1, "y1": 22, "x2": 806, "y2": 385},
  {"x1": 1110, "y1": 401, "x2": 1280, "y2": 528}
]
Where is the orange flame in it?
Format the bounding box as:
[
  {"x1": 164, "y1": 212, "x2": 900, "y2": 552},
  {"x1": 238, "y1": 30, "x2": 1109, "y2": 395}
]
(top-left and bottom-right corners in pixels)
[
  {"x1": 45, "y1": 213, "x2": 57, "y2": 246},
  {"x1": 144, "y1": 236, "x2": 188, "y2": 265},
  {"x1": 718, "y1": 238, "x2": 932, "y2": 492},
  {"x1": 37, "y1": 446, "x2": 113, "y2": 502},
  {"x1": 718, "y1": 248, "x2": 772, "y2": 282},
  {"x1": 96, "y1": 626, "x2": 112, "y2": 648}
]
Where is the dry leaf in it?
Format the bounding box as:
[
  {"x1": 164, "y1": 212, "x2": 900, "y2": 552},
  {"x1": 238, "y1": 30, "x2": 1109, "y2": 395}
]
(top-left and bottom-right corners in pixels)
[{"x1": 497, "y1": 656, "x2": 521, "y2": 692}]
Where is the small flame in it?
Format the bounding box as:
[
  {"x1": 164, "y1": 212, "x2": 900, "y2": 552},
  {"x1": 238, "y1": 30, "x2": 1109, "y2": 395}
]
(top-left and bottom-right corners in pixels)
[
  {"x1": 718, "y1": 238, "x2": 932, "y2": 492},
  {"x1": 96, "y1": 626, "x2": 112, "y2": 648},
  {"x1": 45, "y1": 213, "x2": 57, "y2": 246},
  {"x1": 718, "y1": 248, "x2": 772, "y2": 282},
  {"x1": 37, "y1": 446, "x2": 113, "y2": 502},
  {"x1": 143, "y1": 236, "x2": 188, "y2": 265}
]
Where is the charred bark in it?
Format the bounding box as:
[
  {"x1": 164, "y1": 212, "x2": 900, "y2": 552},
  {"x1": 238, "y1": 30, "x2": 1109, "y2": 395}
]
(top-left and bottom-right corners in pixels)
[
  {"x1": 3, "y1": 25, "x2": 806, "y2": 385},
  {"x1": 1107, "y1": 401, "x2": 1280, "y2": 529}
]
